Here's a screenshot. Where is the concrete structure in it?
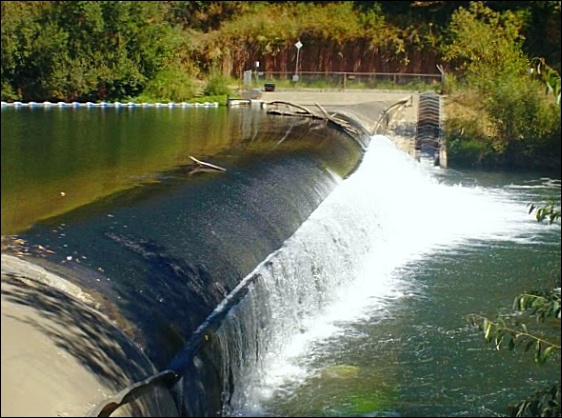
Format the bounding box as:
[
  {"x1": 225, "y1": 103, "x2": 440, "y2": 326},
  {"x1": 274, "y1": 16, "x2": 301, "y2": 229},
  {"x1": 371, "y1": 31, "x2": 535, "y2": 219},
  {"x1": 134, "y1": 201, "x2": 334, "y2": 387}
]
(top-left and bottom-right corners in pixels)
[{"x1": 1, "y1": 254, "x2": 178, "y2": 417}]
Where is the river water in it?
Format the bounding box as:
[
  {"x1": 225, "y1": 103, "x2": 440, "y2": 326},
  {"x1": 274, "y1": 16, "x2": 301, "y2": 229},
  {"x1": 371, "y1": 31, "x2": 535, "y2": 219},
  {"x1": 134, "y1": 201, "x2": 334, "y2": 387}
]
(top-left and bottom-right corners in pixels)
[
  {"x1": 1, "y1": 106, "x2": 560, "y2": 417},
  {"x1": 225, "y1": 137, "x2": 561, "y2": 417}
]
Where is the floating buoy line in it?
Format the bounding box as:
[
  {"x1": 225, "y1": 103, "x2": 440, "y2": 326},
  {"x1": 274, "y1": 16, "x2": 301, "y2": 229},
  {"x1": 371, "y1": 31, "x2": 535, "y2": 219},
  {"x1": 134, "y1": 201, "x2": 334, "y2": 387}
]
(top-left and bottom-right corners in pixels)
[{"x1": 1, "y1": 101, "x2": 219, "y2": 109}]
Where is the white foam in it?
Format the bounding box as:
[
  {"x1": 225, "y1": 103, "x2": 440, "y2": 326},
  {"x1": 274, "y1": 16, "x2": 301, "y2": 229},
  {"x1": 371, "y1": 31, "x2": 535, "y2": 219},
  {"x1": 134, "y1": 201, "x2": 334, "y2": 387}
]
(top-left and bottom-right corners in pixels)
[{"x1": 231, "y1": 134, "x2": 560, "y2": 415}]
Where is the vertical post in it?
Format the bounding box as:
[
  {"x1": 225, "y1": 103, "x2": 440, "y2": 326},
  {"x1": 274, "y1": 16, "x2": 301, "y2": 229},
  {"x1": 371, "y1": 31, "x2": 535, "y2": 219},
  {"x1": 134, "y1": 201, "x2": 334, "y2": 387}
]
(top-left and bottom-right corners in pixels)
[
  {"x1": 295, "y1": 48, "x2": 300, "y2": 77},
  {"x1": 254, "y1": 61, "x2": 260, "y2": 86},
  {"x1": 294, "y1": 40, "x2": 303, "y2": 86},
  {"x1": 436, "y1": 64, "x2": 445, "y2": 94}
]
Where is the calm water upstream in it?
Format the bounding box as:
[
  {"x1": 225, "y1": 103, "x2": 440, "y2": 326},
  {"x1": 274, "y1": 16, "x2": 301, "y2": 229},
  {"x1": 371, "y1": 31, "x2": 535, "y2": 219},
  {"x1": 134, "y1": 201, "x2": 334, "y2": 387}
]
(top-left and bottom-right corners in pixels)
[{"x1": 1, "y1": 106, "x2": 560, "y2": 417}]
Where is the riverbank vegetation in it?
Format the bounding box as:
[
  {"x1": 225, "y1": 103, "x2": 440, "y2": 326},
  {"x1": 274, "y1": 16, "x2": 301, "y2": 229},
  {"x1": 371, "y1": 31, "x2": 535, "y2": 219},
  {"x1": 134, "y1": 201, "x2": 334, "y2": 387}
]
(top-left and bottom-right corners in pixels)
[
  {"x1": 1, "y1": 1, "x2": 560, "y2": 169},
  {"x1": 442, "y1": 2, "x2": 561, "y2": 172}
]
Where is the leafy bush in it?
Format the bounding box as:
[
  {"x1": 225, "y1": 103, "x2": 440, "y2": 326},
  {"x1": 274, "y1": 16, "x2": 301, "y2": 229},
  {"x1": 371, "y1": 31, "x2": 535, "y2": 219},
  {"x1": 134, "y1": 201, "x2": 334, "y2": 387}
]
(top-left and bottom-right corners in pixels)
[
  {"x1": 483, "y1": 77, "x2": 557, "y2": 148},
  {"x1": 448, "y1": 138, "x2": 496, "y2": 167},
  {"x1": 203, "y1": 73, "x2": 233, "y2": 96},
  {"x1": 1, "y1": 82, "x2": 21, "y2": 101},
  {"x1": 137, "y1": 66, "x2": 198, "y2": 102},
  {"x1": 445, "y1": 117, "x2": 497, "y2": 167}
]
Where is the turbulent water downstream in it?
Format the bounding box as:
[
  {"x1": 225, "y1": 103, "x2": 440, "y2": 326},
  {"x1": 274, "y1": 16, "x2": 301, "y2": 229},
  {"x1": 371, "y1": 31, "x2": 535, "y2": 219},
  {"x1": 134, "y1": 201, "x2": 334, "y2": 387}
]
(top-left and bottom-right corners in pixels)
[{"x1": 217, "y1": 136, "x2": 561, "y2": 417}]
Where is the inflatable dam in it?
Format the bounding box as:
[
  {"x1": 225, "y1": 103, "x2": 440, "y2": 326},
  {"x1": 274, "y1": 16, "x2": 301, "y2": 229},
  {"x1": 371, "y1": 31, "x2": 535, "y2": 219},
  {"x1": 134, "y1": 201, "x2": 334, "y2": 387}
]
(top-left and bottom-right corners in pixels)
[{"x1": 1, "y1": 98, "x2": 414, "y2": 416}]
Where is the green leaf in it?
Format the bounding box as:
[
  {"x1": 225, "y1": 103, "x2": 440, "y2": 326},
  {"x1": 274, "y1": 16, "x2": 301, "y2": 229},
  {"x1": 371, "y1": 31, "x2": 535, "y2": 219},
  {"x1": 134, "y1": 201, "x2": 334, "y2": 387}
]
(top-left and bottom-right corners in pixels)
[
  {"x1": 484, "y1": 320, "x2": 492, "y2": 340},
  {"x1": 534, "y1": 340, "x2": 542, "y2": 363},
  {"x1": 495, "y1": 335, "x2": 504, "y2": 350}
]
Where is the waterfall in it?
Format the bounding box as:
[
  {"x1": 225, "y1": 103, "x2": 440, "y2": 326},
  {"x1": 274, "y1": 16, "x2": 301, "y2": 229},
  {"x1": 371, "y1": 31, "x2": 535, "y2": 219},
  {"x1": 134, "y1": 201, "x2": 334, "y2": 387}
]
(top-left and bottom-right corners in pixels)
[{"x1": 194, "y1": 135, "x2": 558, "y2": 416}]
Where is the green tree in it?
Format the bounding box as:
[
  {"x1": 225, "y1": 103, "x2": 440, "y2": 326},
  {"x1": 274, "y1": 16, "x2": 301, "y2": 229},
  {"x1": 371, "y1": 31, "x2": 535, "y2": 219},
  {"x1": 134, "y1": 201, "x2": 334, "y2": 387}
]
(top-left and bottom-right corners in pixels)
[
  {"x1": 1, "y1": 1, "x2": 183, "y2": 101},
  {"x1": 165, "y1": 1, "x2": 256, "y2": 31},
  {"x1": 443, "y1": 2, "x2": 561, "y2": 170}
]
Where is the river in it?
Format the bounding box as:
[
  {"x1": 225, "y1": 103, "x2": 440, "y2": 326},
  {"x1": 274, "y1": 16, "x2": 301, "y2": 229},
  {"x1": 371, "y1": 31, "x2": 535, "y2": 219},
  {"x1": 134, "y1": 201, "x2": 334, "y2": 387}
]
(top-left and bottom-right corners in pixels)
[{"x1": 1, "y1": 106, "x2": 560, "y2": 417}]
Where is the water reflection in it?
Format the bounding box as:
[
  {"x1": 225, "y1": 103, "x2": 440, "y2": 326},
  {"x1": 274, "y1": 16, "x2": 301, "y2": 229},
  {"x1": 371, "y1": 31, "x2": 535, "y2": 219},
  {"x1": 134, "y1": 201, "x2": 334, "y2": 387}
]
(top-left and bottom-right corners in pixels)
[{"x1": 1, "y1": 107, "x2": 359, "y2": 235}]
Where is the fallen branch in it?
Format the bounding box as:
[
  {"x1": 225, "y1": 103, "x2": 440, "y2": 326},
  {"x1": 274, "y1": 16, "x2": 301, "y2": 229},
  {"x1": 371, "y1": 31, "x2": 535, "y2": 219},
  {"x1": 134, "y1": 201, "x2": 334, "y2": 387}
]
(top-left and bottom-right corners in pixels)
[
  {"x1": 189, "y1": 156, "x2": 226, "y2": 172},
  {"x1": 267, "y1": 101, "x2": 314, "y2": 115},
  {"x1": 267, "y1": 100, "x2": 368, "y2": 150},
  {"x1": 374, "y1": 96, "x2": 412, "y2": 135}
]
